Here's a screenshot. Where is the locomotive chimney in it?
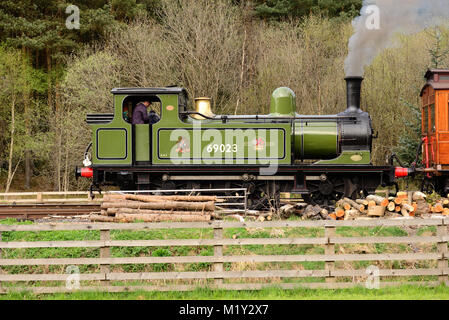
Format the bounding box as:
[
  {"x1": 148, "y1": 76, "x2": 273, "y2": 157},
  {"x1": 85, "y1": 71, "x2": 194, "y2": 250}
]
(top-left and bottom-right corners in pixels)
[{"x1": 345, "y1": 76, "x2": 363, "y2": 113}]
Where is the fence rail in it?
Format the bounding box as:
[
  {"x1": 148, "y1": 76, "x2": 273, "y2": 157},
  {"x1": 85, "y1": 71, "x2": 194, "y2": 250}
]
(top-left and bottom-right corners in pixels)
[
  {"x1": 0, "y1": 191, "x2": 101, "y2": 204},
  {"x1": 0, "y1": 218, "x2": 448, "y2": 293}
]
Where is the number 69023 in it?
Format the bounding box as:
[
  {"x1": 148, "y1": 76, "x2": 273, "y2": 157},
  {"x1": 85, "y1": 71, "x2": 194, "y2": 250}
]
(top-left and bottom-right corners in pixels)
[{"x1": 206, "y1": 144, "x2": 237, "y2": 153}]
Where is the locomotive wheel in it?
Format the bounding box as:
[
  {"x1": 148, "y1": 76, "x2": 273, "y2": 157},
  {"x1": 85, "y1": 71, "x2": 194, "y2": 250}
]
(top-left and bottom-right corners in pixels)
[
  {"x1": 247, "y1": 182, "x2": 280, "y2": 211},
  {"x1": 303, "y1": 176, "x2": 346, "y2": 207},
  {"x1": 421, "y1": 177, "x2": 435, "y2": 195},
  {"x1": 163, "y1": 181, "x2": 176, "y2": 189}
]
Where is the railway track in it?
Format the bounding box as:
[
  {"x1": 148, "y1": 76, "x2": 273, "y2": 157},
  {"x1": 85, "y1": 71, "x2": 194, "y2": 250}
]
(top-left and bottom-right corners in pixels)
[{"x1": 0, "y1": 204, "x2": 100, "y2": 220}]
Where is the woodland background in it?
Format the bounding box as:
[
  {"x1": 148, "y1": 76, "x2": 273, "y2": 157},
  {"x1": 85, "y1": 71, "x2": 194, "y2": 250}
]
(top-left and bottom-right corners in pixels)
[{"x1": 0, "y1": 0, "x2": 448, "y2": 192}]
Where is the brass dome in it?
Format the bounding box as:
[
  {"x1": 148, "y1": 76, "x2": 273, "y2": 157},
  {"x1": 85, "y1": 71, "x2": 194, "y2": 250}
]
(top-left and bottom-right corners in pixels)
[{"x1": 191, "y1": 97, "x2": 215, "y2": 120}]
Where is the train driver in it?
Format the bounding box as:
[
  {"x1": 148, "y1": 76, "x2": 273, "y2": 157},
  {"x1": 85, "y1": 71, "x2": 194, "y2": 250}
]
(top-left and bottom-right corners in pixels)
[{"x1": 132, "y1": 101, "x2": 160, "y2": 125}]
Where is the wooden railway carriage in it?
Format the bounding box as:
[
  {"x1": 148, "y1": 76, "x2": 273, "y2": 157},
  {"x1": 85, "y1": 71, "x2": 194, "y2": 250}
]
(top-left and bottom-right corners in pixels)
[
  {"x1": 77, "y1": 78, "x2": 399, "y2": 208},
  {"x1": 420, "y1": 69, "x2": 449, "y2": 194}
]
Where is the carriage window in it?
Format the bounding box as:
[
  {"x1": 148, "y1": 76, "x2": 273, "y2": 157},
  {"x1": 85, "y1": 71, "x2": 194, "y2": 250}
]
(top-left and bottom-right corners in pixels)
[
  {"x1": 423, "y1": 106, "x2": 428, "y2": 133},
  {"x1": 430, "y1": 103, "x2": 435, "y2": 132}
]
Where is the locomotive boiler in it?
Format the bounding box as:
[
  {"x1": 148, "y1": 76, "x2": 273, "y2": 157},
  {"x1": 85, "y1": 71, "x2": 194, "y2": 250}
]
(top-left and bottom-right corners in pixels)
[{"x1": 76, "y1": 77, "x2": 402, "y2": 208}]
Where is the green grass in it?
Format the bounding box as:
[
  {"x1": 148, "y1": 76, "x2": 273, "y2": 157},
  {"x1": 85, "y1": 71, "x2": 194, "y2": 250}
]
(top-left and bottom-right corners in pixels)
[{"x1": 2, "y1": 285, "x2": 449, "y2": 300}]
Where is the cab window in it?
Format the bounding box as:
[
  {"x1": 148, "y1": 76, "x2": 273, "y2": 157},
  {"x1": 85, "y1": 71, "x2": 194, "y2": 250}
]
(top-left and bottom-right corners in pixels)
[{"x1": 122, "y1": 96, "x2": 161, "y2": 124}]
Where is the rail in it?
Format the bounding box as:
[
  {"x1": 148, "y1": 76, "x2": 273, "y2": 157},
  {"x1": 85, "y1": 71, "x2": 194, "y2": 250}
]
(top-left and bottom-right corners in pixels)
[{"x1": 0, "y1": 218, "x2": 448, "y2": 293}]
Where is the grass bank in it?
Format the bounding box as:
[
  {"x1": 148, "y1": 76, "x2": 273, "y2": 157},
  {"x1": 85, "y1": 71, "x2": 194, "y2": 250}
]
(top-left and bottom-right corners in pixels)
[{"x1": 2, "y1": 285, "x2": 449, "y2": 300}]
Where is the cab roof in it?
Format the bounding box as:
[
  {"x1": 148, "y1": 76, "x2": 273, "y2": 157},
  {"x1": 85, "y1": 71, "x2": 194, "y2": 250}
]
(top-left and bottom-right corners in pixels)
[{"x1": 111, "y1": 87, "x2": 187, "y2": 95}]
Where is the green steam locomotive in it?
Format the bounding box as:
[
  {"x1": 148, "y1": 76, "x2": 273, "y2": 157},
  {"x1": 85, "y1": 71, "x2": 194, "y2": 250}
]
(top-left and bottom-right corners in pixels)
[{"x1": 76, "y1": 77, "x2": 404, "y2": 208}]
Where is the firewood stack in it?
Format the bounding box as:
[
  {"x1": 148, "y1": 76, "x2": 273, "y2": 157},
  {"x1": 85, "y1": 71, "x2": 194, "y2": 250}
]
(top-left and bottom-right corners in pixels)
[
  {"x1": 89, "y1": 194, "x2": 217, "y2": 222},
  {"x1": 278, "y1": 191, "x2": 444, "y2": 221},
  {"x1": 330, "y1": 192, "x2": 437, "y2": 220},
  {"x1": 426, "y1": 193, "x2": 449, "y2": 216},
  {"x1": 330, "y1": 193, "x2": 418, "y2": 220}
]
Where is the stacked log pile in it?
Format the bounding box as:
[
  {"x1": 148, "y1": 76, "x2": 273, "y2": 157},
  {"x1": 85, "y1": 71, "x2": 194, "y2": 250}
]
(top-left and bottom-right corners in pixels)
[
  {"x1": 278, "y1": 191, "x2": 449, "y2": 221},
  {"x1": 88, "y1": 191, "x2": 449, "y2": 223},
  {"x1": 89, "y1": 194, "x2": 217, "y2": 222},
  {"x1": 279, "y1": 203, "x2": 328, "y2": 220},
  {"x1": 332, "y1": 192, "x2": 426, "y2": 220},
  {"x1": 426, "y1": 194, "x2": 449, "y2": 215}
]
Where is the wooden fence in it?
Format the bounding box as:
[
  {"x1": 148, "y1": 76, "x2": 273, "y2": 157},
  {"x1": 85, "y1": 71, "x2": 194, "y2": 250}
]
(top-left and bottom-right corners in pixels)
[
  {"x1": 0, "y1": 218, "x2": 448, "y2": 294},
  {"x1": 0, "y1": 191, "x2": 101, "y2": 204}
]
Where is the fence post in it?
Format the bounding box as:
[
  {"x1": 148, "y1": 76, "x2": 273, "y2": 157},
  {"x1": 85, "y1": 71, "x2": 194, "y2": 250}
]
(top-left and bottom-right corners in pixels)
[
  {"x1": 0, "y1": 231, "x2": 2, "y2": 292},
  {"x1": 244, "y1": 189, "x2": 248, "y2": 216},
  {"x1": 213, "y1": 221, "x2": 224, "y2": 285},
  {"x1": 437, "y1": 221, "x2": 448, "y2": 285},
  {"x1": 325, "y1": 225, "x2": 336, "y2": 283},
  {"x1": 100, "y1": 229, "x2": 111, "y2": 286}
]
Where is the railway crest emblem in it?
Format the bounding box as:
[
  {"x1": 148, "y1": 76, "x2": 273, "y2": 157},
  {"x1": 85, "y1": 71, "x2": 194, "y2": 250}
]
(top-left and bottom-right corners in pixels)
[
  {"x1": 175, "y1": 136, "x2": 190, "y2": 153},
  {"x1": 252, "y1": 137, "x2": 266, "y2": 151}
]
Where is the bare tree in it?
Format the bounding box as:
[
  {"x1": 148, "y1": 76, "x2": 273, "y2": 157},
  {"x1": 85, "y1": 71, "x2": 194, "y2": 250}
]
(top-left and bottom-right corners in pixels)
[
  {"x1": 160, "y1": 0, "x2": 243, "y2": 113},
  {"x1": 0, "y1": 48, "x2": 32, "y2": 192}
]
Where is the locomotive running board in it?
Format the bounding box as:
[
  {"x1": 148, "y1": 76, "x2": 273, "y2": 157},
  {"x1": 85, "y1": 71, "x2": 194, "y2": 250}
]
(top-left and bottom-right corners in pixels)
[{"x1": 166, "y1": 175, "x2": 295, "y2": 181}]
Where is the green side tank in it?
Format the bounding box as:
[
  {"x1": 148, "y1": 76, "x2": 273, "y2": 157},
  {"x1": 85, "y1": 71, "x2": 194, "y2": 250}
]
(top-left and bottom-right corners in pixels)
[{"x1": 293, "y1": 121, "x2": 338, "y2": 160}]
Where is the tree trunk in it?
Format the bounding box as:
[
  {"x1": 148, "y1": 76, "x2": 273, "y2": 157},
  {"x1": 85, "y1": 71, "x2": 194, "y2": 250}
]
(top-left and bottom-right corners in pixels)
[
  {"x1": 101, "y1": 200, "x2": 215, "y2": 212},
  {"x1": 104, "y1": 194, "x2": 218, "y2": 202},
  {"x1": 115, "y1": 208, "x2": 212, "y2": 216},
  {"x1": 23, "y1": 47, "x2": 31, "y2": 190},
  {"x1": 46, "y1": 47, "x2": 52, "y2": 110},
  {"x1": 342, "y1": 197, "x2": 365, "y2": 212},
  {"x1": 5, "y1": 95, "x2": 16, "y2": 193},
  {"x1": 366, "y1": 195, "x2": 389, "y2": 207},
  {"x1": 317, "y1": 77, "x2": 322, "y2": 115},
  {"x1": 55, "y1": 115, "x2": 62, "y2": 191},
  {"x1": 234, "y1": 29, "x2": 246, "y2": 115},
  {"x1": 63, "y1": 130, "x2": 70, "y2": 192}
]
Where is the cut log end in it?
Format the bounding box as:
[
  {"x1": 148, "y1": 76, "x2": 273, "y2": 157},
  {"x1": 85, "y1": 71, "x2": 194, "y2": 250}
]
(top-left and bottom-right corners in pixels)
[
  {"x1": 387, "y1": 202, "x2": 396, "y2": 212},
  {"x1": 335, "y1": 208, "x2": 345, "y2": 218},
  {"x1": 367, "y1": 205, "x2": 386, "y2": 217}
]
